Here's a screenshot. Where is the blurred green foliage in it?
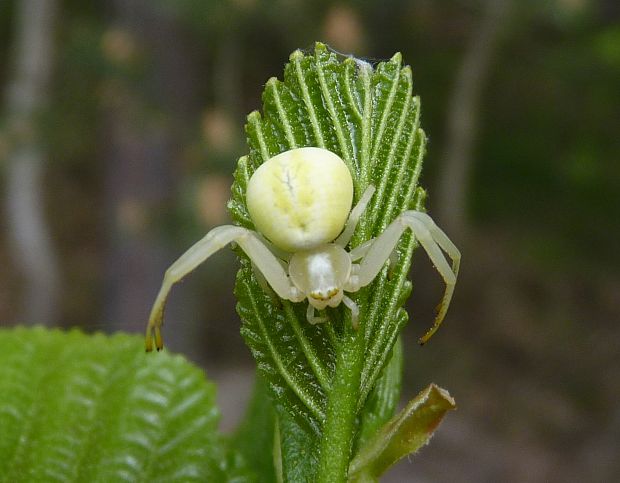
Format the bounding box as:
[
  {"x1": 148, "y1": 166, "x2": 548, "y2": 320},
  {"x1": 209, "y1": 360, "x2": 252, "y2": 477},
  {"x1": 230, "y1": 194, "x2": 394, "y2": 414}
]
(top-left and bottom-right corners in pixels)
[{"x1": 2, "y1": 0, "x2": 615, "y2": 273}]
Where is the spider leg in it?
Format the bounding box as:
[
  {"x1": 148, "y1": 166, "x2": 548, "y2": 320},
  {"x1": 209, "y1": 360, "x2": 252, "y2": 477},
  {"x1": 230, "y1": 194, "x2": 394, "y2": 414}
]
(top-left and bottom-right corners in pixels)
[
  {"x1": 405, "y1": 214, "x2": 460, "y2": 344},
  {"x1": 146, "y1": 225, "x2": 303, "y2": 352},
  {"x1": 250, "y1": 238, "x2": 288, "y2": 304},
  {"x1": 350, "y1": 239, "x2": 398, "y2": 278},
  {"x1": 349, "y1": 239, "x2": 373, "y2": 261},
  {"x1": 342, "y1": 295, "x2": 360, "y2": 330},
  {"x1": 335, "y1": 185, "x2": 376, "y2": 247},
  {"x1": 407, "y1": 212, "x2": 461, "y2": 274},
  {"x1": 355, "y1": 211, "x2": 460, "y2": 344},
  {"x1": 251, "y1": 261, "x2": 281, "y2": 307},
  {"x1": 306, "y1": 304, "x2": 326, "y2": 325},
  {"x1": 255, "y1": 232, "x2": 291, "y2": 262}
]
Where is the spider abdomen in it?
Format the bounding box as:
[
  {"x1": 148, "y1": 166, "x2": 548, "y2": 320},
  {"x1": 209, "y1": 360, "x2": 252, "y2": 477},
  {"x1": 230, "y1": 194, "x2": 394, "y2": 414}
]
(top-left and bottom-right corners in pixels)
[{"x1": 246, "y1": 147, "x2": 353, "y2": 252}]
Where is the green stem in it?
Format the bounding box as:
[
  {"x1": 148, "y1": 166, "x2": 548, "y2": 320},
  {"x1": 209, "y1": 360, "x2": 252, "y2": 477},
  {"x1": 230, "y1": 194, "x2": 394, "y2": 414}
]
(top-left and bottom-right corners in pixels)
[{"x1": 316, "y1": 326, "x2": 365, "y2": 482}]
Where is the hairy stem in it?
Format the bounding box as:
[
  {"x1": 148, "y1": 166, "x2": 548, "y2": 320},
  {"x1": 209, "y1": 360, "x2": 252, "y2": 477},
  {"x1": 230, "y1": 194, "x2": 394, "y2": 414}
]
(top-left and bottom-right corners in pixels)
[{"x1": 317, "y1": 325, "x2": 365, "y2": 482}]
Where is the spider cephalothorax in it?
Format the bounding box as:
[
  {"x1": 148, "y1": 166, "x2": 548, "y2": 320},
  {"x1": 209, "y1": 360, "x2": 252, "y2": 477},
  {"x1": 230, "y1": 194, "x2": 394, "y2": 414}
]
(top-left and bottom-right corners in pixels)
[{"x1": 146, "y1": 147, "x2": 460, "y2": 351}]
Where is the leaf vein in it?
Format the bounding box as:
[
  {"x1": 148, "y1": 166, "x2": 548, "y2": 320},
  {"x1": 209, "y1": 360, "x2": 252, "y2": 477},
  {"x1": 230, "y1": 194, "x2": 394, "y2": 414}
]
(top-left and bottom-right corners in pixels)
[
  {"x1": 248, "y1": 112, "x2": 270, "y2": 161},
  {"x1": 284, "y1": 303, "x2": 332, "y2": 392},
  {"x1": 268, "y1": 80, "x2": 297, "y2": 148},
  {"x1": 368, "y1": 72, "x2": 414, "y2": 231},
  {"x1": 243, "y1": 280, "x2": 325, "y2": 422},
  {"x1": 343, "y1": 59, "x2": 363, "y2": 122},
  {"x1": 292, "y1": 52, "x2": 325, "y2": 148},
  {"x1": 315, "y1": 52, "x2": 355, "y2": 177},
  {"x1": 370, "y1": 59, "x2": 403, "y2": 163},
  {"x1": 358, "y1": 64, "x2": 373, "y2": 194}
]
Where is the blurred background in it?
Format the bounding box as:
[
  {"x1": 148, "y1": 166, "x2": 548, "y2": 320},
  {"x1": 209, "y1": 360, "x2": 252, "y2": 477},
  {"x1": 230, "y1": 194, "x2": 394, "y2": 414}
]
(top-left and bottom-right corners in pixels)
[{"x1": 1, "y1": 0, "x2": 619, "y2": 481}]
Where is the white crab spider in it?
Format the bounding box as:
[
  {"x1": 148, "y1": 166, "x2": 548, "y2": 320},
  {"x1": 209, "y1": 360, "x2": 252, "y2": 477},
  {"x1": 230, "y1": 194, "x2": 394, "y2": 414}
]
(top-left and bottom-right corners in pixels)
[{"x1": 146, "y1": 147, "x2": 460, "y2": 351}]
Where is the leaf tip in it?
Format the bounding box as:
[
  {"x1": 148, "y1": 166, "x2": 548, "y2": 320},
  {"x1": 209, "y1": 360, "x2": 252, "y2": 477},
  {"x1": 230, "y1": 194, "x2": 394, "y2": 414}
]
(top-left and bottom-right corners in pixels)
[
  {"x1": 401, "y1": 65, "x2": 412, "y2": 80},
  {"x1": 247, "y1": 110, "x2": 261, "y2": 124},
  {"x1": 314, "y1": 41, "x2": 328, "y2": 53},
  {"x1": 427, "y1": 383, "x2": 456, "y2": 409},
  {"x1": 289, "y1": 49, "x2": 304, "y2": 62},
  {"x1": 391, "y1": 51, "x2": 402, "y2": 64}
]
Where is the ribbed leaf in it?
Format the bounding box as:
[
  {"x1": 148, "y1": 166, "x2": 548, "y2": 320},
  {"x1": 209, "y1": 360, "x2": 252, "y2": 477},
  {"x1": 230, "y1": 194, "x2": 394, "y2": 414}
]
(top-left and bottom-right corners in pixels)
[
  {"x1": 0, "y1": 327, "x2": 228, "y2": 482},
  {"x1": 228, "y1": 43, "x2": 430, "y2": 476}
]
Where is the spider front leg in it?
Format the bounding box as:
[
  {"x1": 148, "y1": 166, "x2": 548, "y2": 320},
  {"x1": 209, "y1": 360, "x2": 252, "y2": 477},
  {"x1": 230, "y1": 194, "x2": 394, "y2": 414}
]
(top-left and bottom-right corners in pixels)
[
  {"x1": 306, "y1": 304, "x2": 326, "y2": 325},
  {"x1": 146, "y1": 225, "x2": 303, "y2": 351},
  {"x1": 354, "y1": 211, "x2": 460, "y2": 344}
]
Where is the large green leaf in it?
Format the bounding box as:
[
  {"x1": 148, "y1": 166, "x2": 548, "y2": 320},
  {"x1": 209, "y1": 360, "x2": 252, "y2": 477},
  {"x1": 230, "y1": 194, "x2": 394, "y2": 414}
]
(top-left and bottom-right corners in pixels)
[
  {"x1": 276, "y1": 410, "x2": 320, "y2": 483},
  {"x1": 228, "y1": 42, "x2": 429, "y2": 478},
  {"x1": 230, "y1": 376, "x2": 277, "y2": 483},
  {"x1": 0, "y1": 327, "x2": 230, "y2": 482}
]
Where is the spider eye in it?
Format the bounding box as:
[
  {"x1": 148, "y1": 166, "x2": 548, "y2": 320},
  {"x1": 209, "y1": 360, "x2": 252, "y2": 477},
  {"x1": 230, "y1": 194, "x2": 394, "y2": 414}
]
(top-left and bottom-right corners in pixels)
[
  {"x1": 246, "y1": 147, "x2": 353, "y2": 253},
  {"x1": 310, "y1": 287, "x2": 339, "y2": 301}
]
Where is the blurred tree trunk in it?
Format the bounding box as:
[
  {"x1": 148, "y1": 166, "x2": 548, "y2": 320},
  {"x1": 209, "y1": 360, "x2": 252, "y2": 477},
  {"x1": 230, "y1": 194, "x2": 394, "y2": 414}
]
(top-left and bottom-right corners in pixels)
[
  {"x1": 101, "y1": 1, "x2": 200, "y2": 350},
  {"x1": 437, "y1": 0, "x2": 511, "y2": 240},
  {"x1": 3, "y1": 0, "x2": 61, "y2": 326}
]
